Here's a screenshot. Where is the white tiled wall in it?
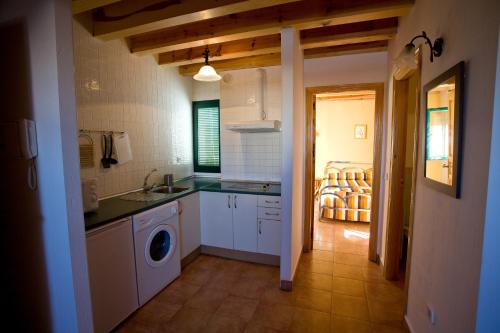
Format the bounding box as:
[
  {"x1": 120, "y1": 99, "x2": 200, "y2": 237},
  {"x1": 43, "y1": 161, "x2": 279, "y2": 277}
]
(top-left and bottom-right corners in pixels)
[
  {"x1": 73, "y1": 20, "x2": 193, "y2": 198},
  {"x1": 220, "y1": 67, "x2": 282, "y2": 182}
]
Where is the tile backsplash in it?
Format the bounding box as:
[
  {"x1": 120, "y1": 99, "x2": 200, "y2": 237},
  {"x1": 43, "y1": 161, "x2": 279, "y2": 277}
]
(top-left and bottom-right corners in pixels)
[
  {"x1": 220, "y1": 67, "x2": 282, "y2": 182},
  {"x1": 73, "y1": 20, "x2": 193, "y2": 198}
]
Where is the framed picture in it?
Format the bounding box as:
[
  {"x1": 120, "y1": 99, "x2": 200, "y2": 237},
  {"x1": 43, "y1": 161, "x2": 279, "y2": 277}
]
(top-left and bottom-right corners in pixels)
[{"x1": 354, "y1": 124, "x2": 367, "y2": 139}]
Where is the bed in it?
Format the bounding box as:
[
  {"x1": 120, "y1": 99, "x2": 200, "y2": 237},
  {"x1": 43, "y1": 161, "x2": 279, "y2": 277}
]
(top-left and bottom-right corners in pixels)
[{"x1": 318, "y1": 163, "x2": 373, "y2": 223}]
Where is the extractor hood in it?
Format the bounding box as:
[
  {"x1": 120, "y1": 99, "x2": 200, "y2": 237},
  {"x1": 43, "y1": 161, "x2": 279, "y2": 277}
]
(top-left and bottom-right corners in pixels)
[{"x1": 224, "y1": 120, "x2": 281, "y2": 133}]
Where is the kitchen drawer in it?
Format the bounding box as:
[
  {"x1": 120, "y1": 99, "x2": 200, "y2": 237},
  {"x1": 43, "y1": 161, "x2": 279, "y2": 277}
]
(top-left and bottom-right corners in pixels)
[
  {"x1": 258, "y1": 207, "x2": 281, "y2": 221},
  {"x1": 258, "y1": 195, "x2": 281, "y2": 208}
]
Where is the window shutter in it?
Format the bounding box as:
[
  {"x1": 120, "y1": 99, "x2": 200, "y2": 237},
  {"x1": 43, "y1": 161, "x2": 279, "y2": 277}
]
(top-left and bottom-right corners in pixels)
[{"x1": 193, "y1": 100, "x2": 220, "y2": 173}]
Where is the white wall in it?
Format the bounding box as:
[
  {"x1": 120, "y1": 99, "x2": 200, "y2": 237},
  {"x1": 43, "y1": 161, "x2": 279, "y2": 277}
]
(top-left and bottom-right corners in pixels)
[
  {"x1": 0, "y1": 0, "x2": 92, "y2": 331},
  {"x1": 280, "y1": 28, "x2": 304, "y2": 282},
  {"x1": 304, "y1": 52, "x2": 388, "y2": 87},
  {"x1": 476, "y1": 27, "x2": 500, "y2": 333},
  {"x1": 384, "y1": 1, "x2": 500, "y2": 332},
  {"x1": 220, "y1": 67, "x2": 282, "y2": 182},
  {"x1": 192, "y1": 80, "x2": 220, "y2": 101},
  {"x1": 315, "y1": 98, "x2": 375, "y2": 176},
  {"x1": 74, "y1": 19, "x2": 193, "y2": 198}
]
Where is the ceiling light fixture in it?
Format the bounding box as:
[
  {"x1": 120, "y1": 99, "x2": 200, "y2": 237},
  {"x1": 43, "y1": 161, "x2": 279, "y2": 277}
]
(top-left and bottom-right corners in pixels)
[{"x1": 193, "y1": 47, "x2": 221, "y2": 82}]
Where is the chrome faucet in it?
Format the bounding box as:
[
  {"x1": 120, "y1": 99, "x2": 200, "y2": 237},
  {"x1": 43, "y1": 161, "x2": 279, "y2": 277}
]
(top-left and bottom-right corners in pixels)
[{"x1": 143, "y1": 168, "x2": 158, "y2": 192}]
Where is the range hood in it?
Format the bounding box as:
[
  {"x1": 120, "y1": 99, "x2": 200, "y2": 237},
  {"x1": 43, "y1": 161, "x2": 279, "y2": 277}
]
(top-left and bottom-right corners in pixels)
[{"x1": 225, "y1": 120, "x2": 281, "y2": 133}]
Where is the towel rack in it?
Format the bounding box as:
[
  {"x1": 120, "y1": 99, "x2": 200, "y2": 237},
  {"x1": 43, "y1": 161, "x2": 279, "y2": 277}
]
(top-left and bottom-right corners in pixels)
[{"x1": 79, "y1": 129, "x2": 125, "y2": 135}]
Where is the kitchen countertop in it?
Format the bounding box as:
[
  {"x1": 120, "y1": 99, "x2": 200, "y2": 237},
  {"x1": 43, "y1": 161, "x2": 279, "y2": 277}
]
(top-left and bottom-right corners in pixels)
[{"x1": 84, "y1": 177, "x2": 281, "y2": 231}]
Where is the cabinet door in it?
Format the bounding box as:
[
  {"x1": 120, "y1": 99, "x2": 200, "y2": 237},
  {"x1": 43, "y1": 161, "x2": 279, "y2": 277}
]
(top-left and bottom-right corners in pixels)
[
  {"x1": 178, "y1": 192, "x2": 201, "y2": 259},
  {"x1": 200, "y1": 191, "x2": 234, "y2": 249},
  {"x1": 86, "y1": 219, "x2": 138, "y2": 333},
  {"x1": 258, "y1": 219, "x2": 281, "y2": 256},
  {"x1": 233, "y1": 194, "x2": 258, "y2": 252}
]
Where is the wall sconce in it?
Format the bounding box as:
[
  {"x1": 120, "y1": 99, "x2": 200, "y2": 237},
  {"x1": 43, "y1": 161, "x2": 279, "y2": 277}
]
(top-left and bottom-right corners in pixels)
[
  {"x1": 193, "y1": 47, "x2": 221, "y2": 82},
  {"x1": 406, "y1": 31, "x2": 444, "y2": 63},
  {"x1": 393, "y1": 31, "x2": 444, "y2": 80}
]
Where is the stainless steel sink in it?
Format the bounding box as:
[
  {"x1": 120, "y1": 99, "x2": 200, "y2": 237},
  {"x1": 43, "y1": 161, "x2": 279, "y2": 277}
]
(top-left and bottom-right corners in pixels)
[{"x1": 151, "y1": 186, "x2": 189, "y2": 194}]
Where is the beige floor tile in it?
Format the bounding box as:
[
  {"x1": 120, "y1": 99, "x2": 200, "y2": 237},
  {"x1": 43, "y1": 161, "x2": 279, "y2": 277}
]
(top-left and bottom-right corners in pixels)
[
  {"x1": 331, "y1": 294, "x2": 370, "y2": 321},
  {"x1": 290, "y1": 307, "x2": 331, "y2": 333},
  {"x1": 295, "y1": 287, "x2": 332, "y2": 313},
  {"x1": 159, "y1": 306, "x2": 213, "y2": 332},
  {"x1": 184, "y1": 287, "x2": 229, "y2": 313},
  {"x1": 332, "y1": 277, "x2": 365, "y2": 297},
  {"x1": 295, "y1": 270, "x2": 333, "y2": 291},
  {"x1": 248, "y1": 303, "x2": 294, "y2": 331},
  {"x1": 215, "y1": 295, "x2": 259, "y2": 322},
  {"x1": 331, "y1": 315, "x2": 372, "y2": 333}
]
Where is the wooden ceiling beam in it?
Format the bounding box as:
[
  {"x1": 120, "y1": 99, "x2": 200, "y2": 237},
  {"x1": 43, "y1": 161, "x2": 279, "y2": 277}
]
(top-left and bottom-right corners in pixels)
[
  {"x1": 72, "y1": 0, "x2": 122, "y2": 14},
  {"x1": 178, "y1": 53, "x2": 281, "y2": 76},
  {"x1": 158, "y1": 34, "x2": 281, "y2": 67},
  {"x1": 93, "y1": 0, "x2": 301, "y2": 41},
  {"x1": 130, "y1": 0, "x2": 412, "y2": 56},
  {"x1": 303, "y1": 40, "x2": 389, "y2": 59},
  {"x1": 178, "y1": 41, "x2": 389, "y2": 76}
]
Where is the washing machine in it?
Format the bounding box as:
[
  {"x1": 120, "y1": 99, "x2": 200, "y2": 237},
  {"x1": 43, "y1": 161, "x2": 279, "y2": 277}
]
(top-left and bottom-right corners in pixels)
[{"x1": 133, "y1": 201, "x2": 181, "y2": 306}]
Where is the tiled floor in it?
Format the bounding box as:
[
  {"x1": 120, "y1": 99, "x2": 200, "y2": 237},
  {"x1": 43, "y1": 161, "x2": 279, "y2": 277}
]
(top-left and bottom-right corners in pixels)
[{"x1": 116, "y1": 218, "x2": 406, "y2": 333}]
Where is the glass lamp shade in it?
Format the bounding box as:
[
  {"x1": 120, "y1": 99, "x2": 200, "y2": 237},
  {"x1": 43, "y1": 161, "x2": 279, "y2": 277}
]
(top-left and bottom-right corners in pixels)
[
  {"x1": 393, "y1": 44, "x2": 418, "y2": 80},
  {"x1": 193, "y1": 65, "x2": 221, "y2": 82}
]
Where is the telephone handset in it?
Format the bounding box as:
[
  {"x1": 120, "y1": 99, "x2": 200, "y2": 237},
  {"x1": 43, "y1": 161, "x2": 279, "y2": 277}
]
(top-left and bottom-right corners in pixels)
[{"x1": 18, "y1": 119, "x2": 38, "y2": 159}]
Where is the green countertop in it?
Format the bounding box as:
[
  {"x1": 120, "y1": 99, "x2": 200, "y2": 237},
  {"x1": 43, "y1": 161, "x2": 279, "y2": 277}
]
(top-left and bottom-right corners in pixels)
[{"x1": 84, "y1": 177, "x2": 281, "y2": 231}]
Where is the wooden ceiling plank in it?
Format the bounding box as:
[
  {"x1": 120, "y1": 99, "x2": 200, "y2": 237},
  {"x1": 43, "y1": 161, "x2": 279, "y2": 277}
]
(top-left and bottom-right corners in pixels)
[
  {"x1": 130, "y1": 0, "x2": 412, "y2": 55},
  {"x1": 93, "y1": 0, "x2": 301, "y2": 41},
  {"x1": 178, "y1": 53, "x2": 281, "y2": 76},
  {"x1": 158, "y1": 34, "x2": 281, "y2": 67},
  {"x1": 73, "y1": 0, "x2": 122, "y2": 15},
  {"x1": 303, "y1": 40, "x2": 389, "y2": 59},
  {"x1": 301, "y1": 27, "x2": 397, "y2": 49}
]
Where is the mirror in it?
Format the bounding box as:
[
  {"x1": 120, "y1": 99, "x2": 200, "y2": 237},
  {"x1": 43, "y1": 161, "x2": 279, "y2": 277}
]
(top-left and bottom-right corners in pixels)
[{"x1": 423, "y1": 62, "x2": 464, "y2": 198}]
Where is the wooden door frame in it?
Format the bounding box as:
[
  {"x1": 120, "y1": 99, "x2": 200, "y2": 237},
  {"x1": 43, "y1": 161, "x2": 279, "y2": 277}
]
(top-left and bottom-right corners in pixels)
[
  {"x1": 384, "y1": 49, "x2": 422, "y2": 282},
  {"x1": 304, "y1": 82, "x2": 385, "y2": 263}
]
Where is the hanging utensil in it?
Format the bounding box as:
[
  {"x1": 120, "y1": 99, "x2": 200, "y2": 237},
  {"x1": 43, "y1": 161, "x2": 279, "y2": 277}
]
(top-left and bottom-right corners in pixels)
[
  {"x1": 109, "y1": 133, "x2": 118, "y2": 165},
  {"x1": 101, "y1": 134, "x2": 110, "y2": 168}
]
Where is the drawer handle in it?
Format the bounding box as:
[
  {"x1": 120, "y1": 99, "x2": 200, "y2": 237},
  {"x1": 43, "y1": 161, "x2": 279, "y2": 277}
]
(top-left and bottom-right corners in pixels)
[
  {"x1": 265, "y1": 200, "x2": 279, "y2": 204},
  {"x1": 234, "y1": 195, "x2": 237, "y2": 209},
  {"x1": 259, "y1": 220, "x2": 262, "y2": 234},
  {"x1": 227, "y1": 195, "x2": 231, "y2": 209},
  {"x1": 265, "y1": 212, "x2": 279, "y2": 216}
]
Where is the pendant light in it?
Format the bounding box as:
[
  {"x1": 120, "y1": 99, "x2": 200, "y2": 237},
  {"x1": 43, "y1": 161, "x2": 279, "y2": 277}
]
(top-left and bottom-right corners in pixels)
[{"x1": 193, "y1": 47, "x2": 221, "y2": 82}]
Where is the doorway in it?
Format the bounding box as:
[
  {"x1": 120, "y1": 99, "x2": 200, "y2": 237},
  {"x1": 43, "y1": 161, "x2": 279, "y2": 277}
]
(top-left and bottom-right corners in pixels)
[{"x1": 304, "y1": 83, "x2": 384, "y2": 262}]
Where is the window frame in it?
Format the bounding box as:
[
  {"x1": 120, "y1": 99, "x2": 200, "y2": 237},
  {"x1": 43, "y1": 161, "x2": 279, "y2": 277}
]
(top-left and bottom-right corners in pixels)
[{"x1": 192, "y1": 99, "x2": 221, "y2": 173}]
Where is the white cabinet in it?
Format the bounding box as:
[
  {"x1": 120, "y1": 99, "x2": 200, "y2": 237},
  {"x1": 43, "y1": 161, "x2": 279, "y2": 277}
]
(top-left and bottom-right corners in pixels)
[
  {"x1": 233, "y1": 194, "x2": 258, "y2": 252},
  {"x1": 200, "y1": 191, "x2": 234, "y2": 248},
  {"x1": 86, "y1": 218, "x2": 138, "y2": 333},
  {"x1": 258, "y1": 219, "x2": 281, "y2": 255},
  {"x1": 178, "y1": 192, "x2": 201, "y2": 259}
]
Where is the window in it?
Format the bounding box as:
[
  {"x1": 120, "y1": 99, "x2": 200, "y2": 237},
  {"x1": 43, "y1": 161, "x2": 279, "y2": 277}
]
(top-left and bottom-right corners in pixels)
[
  {"x1": 426, "y1": 107, "x2": 449, "y2": 160},
  {"x1": 193, "y1": 100, "x2": 220, "y2": 173}
]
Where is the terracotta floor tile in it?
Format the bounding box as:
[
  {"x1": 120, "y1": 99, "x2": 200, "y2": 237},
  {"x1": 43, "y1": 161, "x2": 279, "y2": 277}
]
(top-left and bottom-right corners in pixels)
[
  {"x1": 241, "y1": 263, "x2": 278, "y2": 281},
  {"x1": 332, "y1": 277, "x2": 365, "y2": 297},
  {"x1": 230, "y1": 276, "x2": 270, "y2": 299},
  {"x1": 290, "y1": 307, "x2": 331, "y2": 333},
  {"x1": 114, "y1": 319, "x2": 153, "y2": 333},
  {"x1": 159, "y1": 306, "x2": 213, "y2": 333},
  {"x1": 295, "y1": 270, "x2": 333, "y2": 291},
  {"x1": 364, "y1": 282, "x2": 404, "y2": 303},
  {"x1": 260, "y1": 284, "x2": 296, "y2": 306},
  {"x1": 243, "y1": 323, "x2": 284, "y2": 333},
  {"x1": 192, "y1": 255, "x2": 224, "y2": 271},
  {"x1": 313, "y1": 241, "x2": 335, "y2": 251},
  {"x1": 155, "y1": 280, "x2": 201, "y2": 306},
  {"x1": 333, "y1": 263, "x2": 364, "y2": 280},
  {"x1": 298, "y1": 259, "x2": 334, "y2": 275},
  {"x1": 178, "y1": 265, "x2": 213, "y2": 286},
  {"x1": 334, "y1": 253, "x2": 368, "y2": 267},
  {"x1": 130, "y1": 299, "x2": 181, "y2": 327},
  {"x1": 184, "y1": 287, "x2": 229, "y2": 312},
  {"x1": 206, "y1": 271, "x2": 241, "y2": 291},
  {"x1": 371, "y1": 323, "x2": 408, "y2": 333},
  {"x1": 310, "y1": 250, "x2": 335, "y2": 262},
  {"x1": 295, "y1": 287, "x2": 332, "y2": 313},
  {"x1": 331, "y1": 315, "x2": 372, "y2": 333},
  {"x1": 367, "y1": 299, "x2": 404, "y2": 326},
  {"x1": 249, "y1": 303, "x2": 294, "y2": 331},
  {"x1": 331, "y1": 294, "x2": 370, "y2": 321},
  {"x1": 215, "y1": 295, "x2": 259, "y2": 322},
  {"x1": 205, "y1": 313, "x2": 247, "y2": 333}
]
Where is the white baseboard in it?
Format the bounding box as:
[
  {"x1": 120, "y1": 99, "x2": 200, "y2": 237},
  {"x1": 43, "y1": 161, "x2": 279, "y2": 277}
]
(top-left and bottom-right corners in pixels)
[{"x1": 404, "y1": 314, "x2": 415, "y2": 333}]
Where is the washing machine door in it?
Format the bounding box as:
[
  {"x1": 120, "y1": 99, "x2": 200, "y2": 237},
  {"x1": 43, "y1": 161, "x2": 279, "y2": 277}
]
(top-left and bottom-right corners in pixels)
[{"x1": 144, "y1": 224, "x2": 176, "y2": 267}]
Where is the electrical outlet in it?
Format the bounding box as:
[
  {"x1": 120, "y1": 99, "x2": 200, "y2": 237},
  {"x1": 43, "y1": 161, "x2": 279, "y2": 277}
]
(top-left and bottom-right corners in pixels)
[{"x1": 427, "y1": 304, "x2": 437, "y2": 325}]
